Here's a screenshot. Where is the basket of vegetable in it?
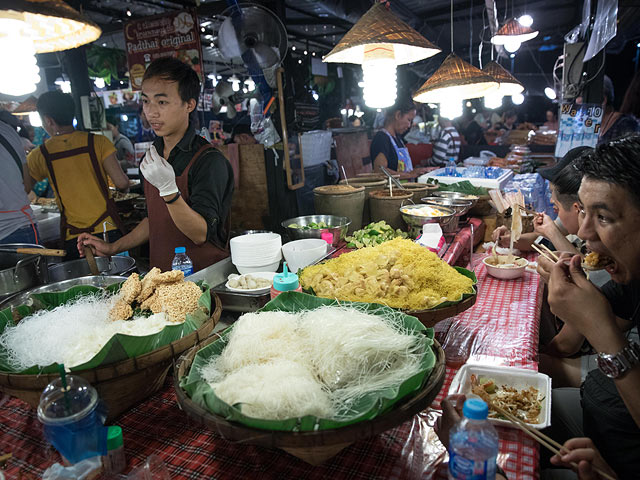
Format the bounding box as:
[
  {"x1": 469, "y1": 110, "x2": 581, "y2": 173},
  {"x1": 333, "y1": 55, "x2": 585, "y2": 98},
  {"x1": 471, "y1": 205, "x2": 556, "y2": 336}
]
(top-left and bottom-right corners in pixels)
[
  {"x1": 345, "y1": 221, "x2": 407, "y2": 249},
  {"x1": 0, "y1": 269, "x2": 221, "y2": 420},
  {"x1": 282, "y1": 215, "x2": 351, "y2": 247},
  {"x1": 175, "y1": 291, "x2": 446, "y2": 465}
]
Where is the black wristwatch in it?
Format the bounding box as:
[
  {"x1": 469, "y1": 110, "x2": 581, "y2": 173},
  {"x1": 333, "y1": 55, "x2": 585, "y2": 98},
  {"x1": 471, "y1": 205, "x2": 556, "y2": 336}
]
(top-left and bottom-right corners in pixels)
[{"x1": 597, "y1": 341, "x2": 640, "y2": 379}]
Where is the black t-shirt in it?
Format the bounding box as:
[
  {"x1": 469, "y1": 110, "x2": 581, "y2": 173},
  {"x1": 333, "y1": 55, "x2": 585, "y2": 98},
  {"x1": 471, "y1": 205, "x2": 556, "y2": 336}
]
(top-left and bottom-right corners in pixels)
[
  {"x1": 147, "y1": 125, "x2": 234, "y2": 248},
  {"x1": 581, "y1": 280, "x2": 640, "y2": 478},
  {"x1": 370, "y1": 130, "x2": 404, "y2": 171},
  {"x1": 463, "y1": 121, "x2": 486, "y2": 146}
]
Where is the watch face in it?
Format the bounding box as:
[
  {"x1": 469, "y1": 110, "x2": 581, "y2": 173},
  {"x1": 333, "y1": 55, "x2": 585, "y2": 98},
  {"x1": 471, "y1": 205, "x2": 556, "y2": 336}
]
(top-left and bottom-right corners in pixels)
[{"x1": 598, "y1": 356, "x2": 620, "y2": 378}]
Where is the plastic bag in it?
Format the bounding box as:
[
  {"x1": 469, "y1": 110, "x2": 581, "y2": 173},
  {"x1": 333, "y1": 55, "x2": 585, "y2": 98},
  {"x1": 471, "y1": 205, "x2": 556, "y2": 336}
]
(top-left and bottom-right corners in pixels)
[
  {"x1": 584, "y1": 0, "x2": 618, "y2": 61},
  {"x1": 42, "y1": 457, "x2": 102, "y2": 480}
]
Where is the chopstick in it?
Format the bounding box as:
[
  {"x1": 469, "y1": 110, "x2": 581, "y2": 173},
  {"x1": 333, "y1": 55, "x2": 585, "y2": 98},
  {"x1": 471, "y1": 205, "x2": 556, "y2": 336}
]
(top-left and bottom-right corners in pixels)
[
  {"x1": 488, "y1": 402, "x2": 616, "y2": 480},
  {"x1": 517, "y1": 205, "x2": 538, "y2": 216},
  {"x1": 537, "y1": 242, "x2": 559, "y2": 261},
  {"x1": 531, "y1": 243, "x2": 556, "y2": 263}
]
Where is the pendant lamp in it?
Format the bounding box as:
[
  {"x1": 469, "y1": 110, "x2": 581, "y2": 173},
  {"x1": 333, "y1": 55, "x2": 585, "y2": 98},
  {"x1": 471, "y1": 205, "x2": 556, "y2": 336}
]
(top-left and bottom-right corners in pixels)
[
  {"x1": 1, "y1": 1, "x2": 102, "y2": 96},
  {"x1": 413, "y1": 53, "x2": 498, "y2": 104},
  {"x1": 491, "y1": 18, "x2": 538, "y2": 53},
  {"x1": 323, "y1": 2, "x2": 441, "y2": 109},
  {"x1": 482, "y1": 61, "x2": 524, "y2": 109}
]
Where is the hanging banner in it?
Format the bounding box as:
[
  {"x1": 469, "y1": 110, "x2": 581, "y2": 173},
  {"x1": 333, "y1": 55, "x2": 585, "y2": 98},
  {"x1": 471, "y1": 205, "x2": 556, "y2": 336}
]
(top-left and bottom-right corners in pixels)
[
  {"x1": 124, "y1": 10, "x2": 203, "y2": 90},
  {"x1": 555, "y1": 102, "x2": 603, "y2": 158}
]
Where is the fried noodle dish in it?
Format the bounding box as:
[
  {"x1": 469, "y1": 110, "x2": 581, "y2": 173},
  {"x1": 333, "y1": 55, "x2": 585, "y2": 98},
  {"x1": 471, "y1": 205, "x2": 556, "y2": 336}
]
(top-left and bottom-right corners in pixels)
[{"x1": 471, "y1": 374, "x2": 543, "y2": 424}]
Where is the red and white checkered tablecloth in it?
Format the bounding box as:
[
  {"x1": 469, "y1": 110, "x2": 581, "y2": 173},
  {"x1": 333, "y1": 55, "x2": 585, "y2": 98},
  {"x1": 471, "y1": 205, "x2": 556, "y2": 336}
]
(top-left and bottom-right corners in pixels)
[{"x1": 0, "y1": 254, "x2": 542, "y2": 480}]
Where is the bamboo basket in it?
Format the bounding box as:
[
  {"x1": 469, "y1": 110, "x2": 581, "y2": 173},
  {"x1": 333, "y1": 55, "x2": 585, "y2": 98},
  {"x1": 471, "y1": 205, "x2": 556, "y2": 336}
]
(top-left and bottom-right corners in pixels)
[
  {"x1": 0, "y1": 293, "x2": 222, "y2": 421},
  {"x1": 408, "y1": 293, "x2": 477, "y2": 328},
  {"x1": 174, "y1": 336, "x2": 446, "y2": 465}
]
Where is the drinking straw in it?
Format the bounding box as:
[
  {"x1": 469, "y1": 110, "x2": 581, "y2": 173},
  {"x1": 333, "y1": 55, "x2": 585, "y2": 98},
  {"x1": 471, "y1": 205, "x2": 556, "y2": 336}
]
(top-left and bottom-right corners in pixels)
[
  {"x1": 341, "y1": 166, "x2": 349, "y2": 185},
  {"x1": 389, "y1": 177, "x2": 393, "y2": 197},
  {"x1": 58, "y1": 363, "x2": 72, "y2": 415}
]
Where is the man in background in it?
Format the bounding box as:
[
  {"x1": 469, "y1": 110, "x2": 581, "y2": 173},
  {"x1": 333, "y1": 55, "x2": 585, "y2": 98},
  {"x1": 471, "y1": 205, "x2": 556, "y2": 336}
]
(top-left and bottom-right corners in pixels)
[{"x1": 428, "y1": 116, "x2": 461, "y2": 167}]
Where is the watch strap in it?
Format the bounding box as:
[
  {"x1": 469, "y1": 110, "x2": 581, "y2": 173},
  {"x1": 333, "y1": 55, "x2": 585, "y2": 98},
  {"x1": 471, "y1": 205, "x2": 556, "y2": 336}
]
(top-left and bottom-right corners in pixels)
[
  {"x1": 164, "y1": 191, "x2": 181, "y2": 204},
  {"x1": 597, "y1": 341, "x2": 640, "y2": 379}
]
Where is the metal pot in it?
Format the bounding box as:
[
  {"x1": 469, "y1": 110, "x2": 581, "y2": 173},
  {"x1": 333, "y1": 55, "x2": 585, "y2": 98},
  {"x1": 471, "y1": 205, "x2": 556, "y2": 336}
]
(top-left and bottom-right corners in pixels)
[
  {"x1": 0, "y1": 275, "x2": 127, "y2": 310},
  {"x1": 47, "y1": 256, "x2": 136, "y2": 283},
  {"x1": 0, "y1": 244, "x2": 48, "y2": 298}
]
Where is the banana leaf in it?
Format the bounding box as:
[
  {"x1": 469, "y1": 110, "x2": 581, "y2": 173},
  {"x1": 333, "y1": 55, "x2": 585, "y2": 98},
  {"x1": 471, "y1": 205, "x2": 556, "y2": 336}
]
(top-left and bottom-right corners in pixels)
[
  {"x1": 0, "y1": 282, "x2": 211, "y2": 375},
  {"x1": 180, "y1": 291, "x2": 436, "y2": 432}
]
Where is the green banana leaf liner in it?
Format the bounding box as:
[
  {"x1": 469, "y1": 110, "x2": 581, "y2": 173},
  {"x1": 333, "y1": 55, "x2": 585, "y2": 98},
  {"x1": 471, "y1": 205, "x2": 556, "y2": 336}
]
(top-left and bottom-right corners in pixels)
[
  {"x1": 180, "y1": 291, "x2": 436, "y2": 432},
  {"x1": 0, "y1": 281, "x2": 212, "y2": 375},
  {"x1": 304, "y1": 266, "x2": 477, "y2": 311}
]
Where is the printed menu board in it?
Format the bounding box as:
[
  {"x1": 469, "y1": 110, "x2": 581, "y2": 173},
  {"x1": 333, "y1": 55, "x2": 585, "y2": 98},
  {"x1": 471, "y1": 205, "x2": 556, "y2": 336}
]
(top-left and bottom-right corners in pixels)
[
  {"x1": 555, "y1": 103, "x2": 603, "y2": 158},
  {"x1": 124, "y1": 10, "x2": 203, "y2": 90}
]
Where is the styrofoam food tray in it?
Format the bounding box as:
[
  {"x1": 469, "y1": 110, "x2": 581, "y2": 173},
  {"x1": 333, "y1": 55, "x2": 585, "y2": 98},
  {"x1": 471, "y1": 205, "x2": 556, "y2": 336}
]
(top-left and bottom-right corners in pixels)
[
  {"x1": 448, "y1": 364, "x2": 551, "y2": 429},
  {"x1": 417, "y1": 167, "x2": 513, "y2": 190},
  {"x1": 225, "y1": 272, "x2": 276, "y2": 293}
]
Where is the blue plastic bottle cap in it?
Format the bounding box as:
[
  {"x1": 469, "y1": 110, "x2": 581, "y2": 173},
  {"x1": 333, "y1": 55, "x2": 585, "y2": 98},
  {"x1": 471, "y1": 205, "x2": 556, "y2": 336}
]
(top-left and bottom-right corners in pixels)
[
  {"x1": 463, "y1": 398, "x2": 489, "y2": 420},
  {"x1": 272, "y1": 262, "x2": 299, "y2": 292},
  {"x1": 175, "y1": 247, "x2": 186, "y2": 254}
]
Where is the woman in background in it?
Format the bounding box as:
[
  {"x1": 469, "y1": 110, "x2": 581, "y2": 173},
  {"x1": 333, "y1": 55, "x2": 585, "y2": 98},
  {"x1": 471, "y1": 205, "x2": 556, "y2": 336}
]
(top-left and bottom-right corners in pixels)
[{"x1": 370, "y1": 98, "x2": 416, "y2": 174}]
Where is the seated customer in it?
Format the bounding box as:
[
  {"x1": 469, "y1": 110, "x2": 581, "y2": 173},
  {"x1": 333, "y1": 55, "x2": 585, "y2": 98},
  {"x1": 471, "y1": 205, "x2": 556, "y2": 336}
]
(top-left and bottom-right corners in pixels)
[
  {"x1": 370, "y1": 97, "x2": 416, "y2": 174},
  {"x1": 545, "y1": 135, "x2": 640, "y2": 478}
]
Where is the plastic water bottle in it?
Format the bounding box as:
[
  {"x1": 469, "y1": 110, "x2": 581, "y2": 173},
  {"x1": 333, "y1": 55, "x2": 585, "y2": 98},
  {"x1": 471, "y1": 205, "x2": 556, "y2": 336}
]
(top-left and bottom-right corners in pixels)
[
  {"x1": 448, "y1": 398, "x2": 499, "y2": 480},
  {"x1": 445, "y1": 157, "x2": 457, "y2": 176},
  {"x1": 171, "y1": 247, "x2": 193, "y2": 276}
]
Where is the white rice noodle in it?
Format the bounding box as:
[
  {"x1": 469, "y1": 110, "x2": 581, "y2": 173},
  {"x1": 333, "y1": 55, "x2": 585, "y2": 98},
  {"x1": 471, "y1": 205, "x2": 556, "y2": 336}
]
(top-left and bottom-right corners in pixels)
[
  {"x1": 0, "y1": 293, "x2": 175, "y2": 370},
  {"x1": 200, "y1": 304, "x2": 425, "y2": 421},
  {"x1": 209, "y1": 359, "x2": 333, "y2": 420}
]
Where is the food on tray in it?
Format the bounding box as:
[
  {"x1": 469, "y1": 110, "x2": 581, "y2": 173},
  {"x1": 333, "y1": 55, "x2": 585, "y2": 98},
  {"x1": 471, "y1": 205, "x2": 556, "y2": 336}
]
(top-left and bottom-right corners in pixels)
[
  {"x1": 299, "y1": 238, "x2": 474, "y2": 310},
  {"x1": 0, "y1": 292, "x2": 179, "y2": 369},
  {"x1": 583, "y1": 251, "x2": 613, "y2": 270},
  {"x1": 227, "y1": 274, "x2": 271, "y2": 290},
  {"x1": 346, "y1": 221, "x2": 407, "y2": 249},
  {"x1": 113, "y1": 191, "x2": 140, "y2": 202},
  {"x1": 109, "y1": 268, "x2": 202, "y2": 322},
  {"x1": 199, "y1": 305, "x2": 427, "y2": 421},
  {"x1": 33, "y1": 197, "x2": 57, "y2": 206},
  {"x1": 471, "y1": 374, "x2": 543, "y2": 424},
  {"x1": 287, "y1": 221, "x2": 334, "y2": 230},
  {"x1": 400, "y1": 206, "x2": 449, "y2": 217}
]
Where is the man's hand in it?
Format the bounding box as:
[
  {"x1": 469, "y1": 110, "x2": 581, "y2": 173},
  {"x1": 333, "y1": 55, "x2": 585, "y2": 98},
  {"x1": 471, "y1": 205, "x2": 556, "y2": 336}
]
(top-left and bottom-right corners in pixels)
[
  {"x1": 140, "y1": 145, "x2": 178, "y2": 197},
  {"x1": 492, "y1": 225, "x2": 510, "y2": 247},
  {"x1": 436, "y1": 394, "x2": 466, "y2": 450},
  {"x1": 536, "y1": 253, "x2": 555, "y2": 282},
  {"x1": 550, "y1": 437, "x2": 617, "y2": 479},
  {"x1": 548, "y1": 254, "x2": 618, "y2": 347},
  {"x1": 77, "y1": 233, "x2": 116, "y2": 257},
  {"x1": 533, "y1": 213, "x2": 557, "y2": 238}
]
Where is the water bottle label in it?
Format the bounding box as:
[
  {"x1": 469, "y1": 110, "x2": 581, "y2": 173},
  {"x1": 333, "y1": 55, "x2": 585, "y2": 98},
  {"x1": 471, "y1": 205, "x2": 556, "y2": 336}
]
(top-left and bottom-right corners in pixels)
[
  {"x1": 449, "y1": 452, "x2": 496, "y2": 479},
  {"x1": 173, "y1": 264, "x2": 193, "y2": 276}
]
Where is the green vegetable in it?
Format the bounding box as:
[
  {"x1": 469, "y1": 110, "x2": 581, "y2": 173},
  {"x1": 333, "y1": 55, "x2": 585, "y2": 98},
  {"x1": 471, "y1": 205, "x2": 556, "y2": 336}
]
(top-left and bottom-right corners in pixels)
[
  {"x1": 288, "y1": 222, "x2": 333, "y2": 230},
  {"x1": 437, "y1": 180, "x2": 488, "y2": 196},
  {"x1": 345, "y1": 221, "x2": 408, "y2": 248}
]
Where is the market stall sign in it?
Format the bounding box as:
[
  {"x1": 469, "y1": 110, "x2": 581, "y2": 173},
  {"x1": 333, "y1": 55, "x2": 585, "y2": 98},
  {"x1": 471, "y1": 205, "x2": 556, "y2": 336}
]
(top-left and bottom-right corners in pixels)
[
  {"x1": 124, "y1": 10, "x2": 204, "y2": 90},
  {"x1": 555, "y1": 103, "x2": 603, "y2": 158}
]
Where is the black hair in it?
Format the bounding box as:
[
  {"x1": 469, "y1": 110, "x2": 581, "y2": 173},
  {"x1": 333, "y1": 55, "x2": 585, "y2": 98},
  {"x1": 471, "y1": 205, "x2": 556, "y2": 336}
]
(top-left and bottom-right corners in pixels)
[
  {"x1": 577, "y1": 135, "x2": 640, "y2": 209},
  {"x1": 384, "y1": 97, "x2": 416, "y2": 125},
  {"x1": 36, "y1": 91, "x2": 75, "y2": 126},
  {"x1": 620, "y1": 71, "x2": 640, "y2": 117},
  {"x1": 552, "y1": 163, "x2": 583, "y2": 209},
  {"x1": 142, "y1": 57, "x2": 200, "y2": 104}
]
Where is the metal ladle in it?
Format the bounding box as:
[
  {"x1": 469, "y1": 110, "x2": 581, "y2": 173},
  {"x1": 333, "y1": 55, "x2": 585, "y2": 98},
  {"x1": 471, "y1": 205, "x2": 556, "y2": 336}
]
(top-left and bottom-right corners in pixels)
[{"x1": 380, "y1": 166, "x2": 406, "y2": 190}]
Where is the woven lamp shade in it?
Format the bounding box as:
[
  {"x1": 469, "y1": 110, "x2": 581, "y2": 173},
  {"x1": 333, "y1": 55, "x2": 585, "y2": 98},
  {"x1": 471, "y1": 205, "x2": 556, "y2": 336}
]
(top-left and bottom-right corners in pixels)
[
  {"x1": 323, "y1": 2, "x2": 440, "y2": 65},
  {"x1": 491, "y1": 18, "x2": 538, "y2": 45},
  {"x1": 482, "y1": 61, "x2": 524, "y2": 96},
  {"x1": 12, "y1": 96, "x2": 38, "y2": 114},
  {"x1": 413, "y1": 53, "x2": 498, "y2": 103},
  {"x1": 3, "y1": 0, "x2": 102, "y2": 53}
]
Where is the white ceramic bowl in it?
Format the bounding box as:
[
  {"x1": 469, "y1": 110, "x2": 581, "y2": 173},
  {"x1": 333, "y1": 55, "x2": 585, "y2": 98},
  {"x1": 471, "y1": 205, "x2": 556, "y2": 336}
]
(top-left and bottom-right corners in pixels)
[
  {"x1": 483, "y1": 256, "x2": 528, "y2": 280},
  {"x1": 233, "y1": 260, "x2": 281, "y2": 275},
  {"x1": 230, "y1": 232, "x2": 281, "y2": 250},
  {"x1": 281, "y1": 239, "x2": 328, "y2": 273},
  {"x1": 231, "y1": 250, "x2": 282, "y2": 266}
]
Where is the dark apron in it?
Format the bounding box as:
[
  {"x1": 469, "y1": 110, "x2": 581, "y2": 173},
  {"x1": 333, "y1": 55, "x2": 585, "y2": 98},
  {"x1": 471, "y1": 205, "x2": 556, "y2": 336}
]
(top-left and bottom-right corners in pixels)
[
  {"x1": 40, "y1": 133, "x2": 126, "y2": 248},
  {"x1": 144, "y1": 144, "x2": 230, "y2": 272}
]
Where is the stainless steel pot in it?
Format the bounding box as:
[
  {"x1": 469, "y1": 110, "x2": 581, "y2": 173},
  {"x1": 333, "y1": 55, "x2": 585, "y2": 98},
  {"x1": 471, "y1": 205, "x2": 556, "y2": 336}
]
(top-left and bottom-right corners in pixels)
[
  {"x1": 0, "y1": 243, "x2": 48, "y2": 298},
  {"x1": 47, "y1": 256, "x2": 136, "y2": 283},
  {"x1": 0, "y1": 275, "x2": 127, "y2": 310}
]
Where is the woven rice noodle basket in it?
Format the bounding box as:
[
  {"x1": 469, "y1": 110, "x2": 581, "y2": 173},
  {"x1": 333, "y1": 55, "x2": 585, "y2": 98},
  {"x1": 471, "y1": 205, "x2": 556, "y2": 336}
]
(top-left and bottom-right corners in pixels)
[
  {"x1": 323, "y1": 3, "x2": 440, "y2": 65},
  {"x1": 0, "y1": 293, "x2": 222, "y2": 421},
  {"x1": 482, "y1": 61, "x2": 524, "y2": 96},
  {"x1": 413, "y1": 53, "x2": 498, "y2": 103},
  {"x1": 174, "y1": 336, "x2": 446, "y2": 465}
]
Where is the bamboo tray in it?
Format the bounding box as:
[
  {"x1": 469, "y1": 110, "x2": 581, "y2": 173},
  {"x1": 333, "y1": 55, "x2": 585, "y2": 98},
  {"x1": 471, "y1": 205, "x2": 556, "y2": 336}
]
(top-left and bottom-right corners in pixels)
[
  {"x1": 0, "y1": 293, "x2": 222, "y2": 421},
  {"x1": 174, "y1": 336, "x2": 446, "y2": 465},
  {"x1": 408, "y1": 292, "x2": 477, "y2": 328}
]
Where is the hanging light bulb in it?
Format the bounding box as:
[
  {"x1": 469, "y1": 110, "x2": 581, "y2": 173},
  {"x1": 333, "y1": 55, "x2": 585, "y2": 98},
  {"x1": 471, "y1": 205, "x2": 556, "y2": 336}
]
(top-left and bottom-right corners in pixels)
[
  {"x1": 93, "y1": 77, "x2": 105, "y2": 89},
  {"x1": 0, "y1": 14, "x2": 40, "y2": 96},
  {"x1": 482, "y1": 61, "x2": 524, "y2": 110},
  {"x1": 228, "y1": 75, "x2": 240, "y2": 92},
  {"x1": 544, "y1": 87, "x2": 557, "y2": 100},
  {"x1": 29, "y1": 111, "x2": 42, "y2": 127},
  {"x1": 512, "y1": 92, "x2": 525, "y2": 105},
  {"x1": 207, "y1": 73, "x2": 218, "y2": 87},
  {"x1": 484, "y1": 91, "x2": 503, "y2": 109},
  {"x1": 439, "y1": 99, "x2": 463, "y2": 119},
  {"x1": 54, "y1": 77, "x2": 71, "y2": 93},
  {"x1": 491, "y1": 18, "x2": 538, "y2": 48},
  {"x1": 244, "y1": 77, "x2": 255, "y2": 91},
  {"x1": 503, "y1": 39, "x2": 521, "y2": 53},
  {"x1": 362, "y1": 45, "x2": 397, "y2": 109},
  {"x1": 518, "y1": 15, "x2": 533, "y2": 28}
]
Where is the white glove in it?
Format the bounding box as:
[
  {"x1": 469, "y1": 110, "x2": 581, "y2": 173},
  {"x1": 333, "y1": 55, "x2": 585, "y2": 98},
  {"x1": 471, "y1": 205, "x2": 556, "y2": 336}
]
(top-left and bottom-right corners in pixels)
[{"x1": 140, "y1": 145, "x2": 178, "y2": 197}]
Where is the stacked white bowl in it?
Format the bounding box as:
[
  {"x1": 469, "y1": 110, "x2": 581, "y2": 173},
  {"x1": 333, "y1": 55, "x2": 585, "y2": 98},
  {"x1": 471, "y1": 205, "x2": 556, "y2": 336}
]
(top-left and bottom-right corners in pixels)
[{"x1": 230, "y1": 232, "x2": 282, "y2": 274}]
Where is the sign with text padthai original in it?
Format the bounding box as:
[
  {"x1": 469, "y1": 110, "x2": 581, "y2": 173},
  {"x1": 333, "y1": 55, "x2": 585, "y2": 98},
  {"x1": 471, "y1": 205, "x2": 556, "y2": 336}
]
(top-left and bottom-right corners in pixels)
[
  {"x1": 555, "y1": 102, "x2": 603, "y2": 158},
  {"x1": 124, "y1": 10, "x2": 203, "y2": 90}
]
